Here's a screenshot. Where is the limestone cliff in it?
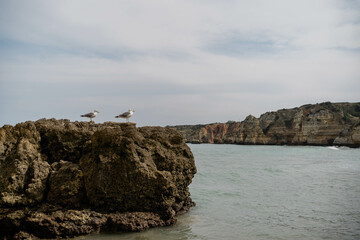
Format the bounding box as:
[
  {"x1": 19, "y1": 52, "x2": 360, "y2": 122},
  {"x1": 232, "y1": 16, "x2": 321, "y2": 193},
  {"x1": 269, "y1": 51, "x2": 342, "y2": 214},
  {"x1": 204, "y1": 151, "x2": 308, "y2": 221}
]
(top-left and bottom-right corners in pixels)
[
  {"x1": 172, "y1": 102, "x2": 360, "y2": 147},
  {"x1": 0, "y1": 119, "x2": 196, "y2": 239}
]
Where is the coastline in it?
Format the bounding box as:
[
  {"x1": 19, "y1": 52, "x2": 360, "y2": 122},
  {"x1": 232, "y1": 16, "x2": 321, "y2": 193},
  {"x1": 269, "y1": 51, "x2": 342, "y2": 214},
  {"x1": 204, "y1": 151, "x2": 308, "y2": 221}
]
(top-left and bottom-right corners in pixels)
[{"x1": 171, "y1": 102, "x2": 360, "y2": 148}]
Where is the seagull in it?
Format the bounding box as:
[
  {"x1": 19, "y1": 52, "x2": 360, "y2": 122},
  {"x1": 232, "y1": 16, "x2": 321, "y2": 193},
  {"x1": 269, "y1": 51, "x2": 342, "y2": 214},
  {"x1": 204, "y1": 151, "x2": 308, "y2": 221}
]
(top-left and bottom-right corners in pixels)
[
  {"x1": 115, "y1": 109, "x2": 135, "y2": 123},
  {"x1": 81, "y1": 110, "x2": 99, "y2": 122}
]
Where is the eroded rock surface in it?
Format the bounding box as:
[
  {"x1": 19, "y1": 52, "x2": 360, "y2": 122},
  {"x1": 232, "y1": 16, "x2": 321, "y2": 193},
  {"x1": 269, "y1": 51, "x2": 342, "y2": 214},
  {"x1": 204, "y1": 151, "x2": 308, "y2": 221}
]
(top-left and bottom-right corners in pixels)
[
  {"x1": 173, "y1": 102, "x2": 360, "y2": 147},
  {"x1": 0, "y1": 119, "x2": 196, "y2": 239}
]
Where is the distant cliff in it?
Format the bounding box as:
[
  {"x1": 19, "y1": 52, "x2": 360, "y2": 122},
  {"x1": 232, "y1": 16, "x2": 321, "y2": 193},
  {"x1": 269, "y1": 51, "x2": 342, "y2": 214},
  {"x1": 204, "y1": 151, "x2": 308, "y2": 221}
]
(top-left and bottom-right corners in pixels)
[
  {"x1": 0, "y1": 119, "x2": 196, "y2": 239},
  {"x1": 172, "y1": 102, "x2": 360, "y2": 147}
]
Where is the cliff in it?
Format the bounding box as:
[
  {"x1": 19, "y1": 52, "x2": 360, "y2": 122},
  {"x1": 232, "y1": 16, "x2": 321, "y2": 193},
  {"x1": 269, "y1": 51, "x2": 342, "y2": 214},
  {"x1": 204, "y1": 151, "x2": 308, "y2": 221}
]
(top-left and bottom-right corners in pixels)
[
  {"x1": 0, "y1": 119, "x2": 196, "y2": 239},
  {"x1": 172, "y1": 102, "x2": 360, "y2": 147}
]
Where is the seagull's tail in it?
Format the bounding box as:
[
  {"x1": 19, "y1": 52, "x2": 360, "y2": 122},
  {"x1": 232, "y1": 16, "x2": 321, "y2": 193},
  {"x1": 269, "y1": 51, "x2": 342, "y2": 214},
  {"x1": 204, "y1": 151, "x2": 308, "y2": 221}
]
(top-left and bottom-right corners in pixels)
[{"x1": 81, "y1": 115, "x2": 85, "y2": 117}]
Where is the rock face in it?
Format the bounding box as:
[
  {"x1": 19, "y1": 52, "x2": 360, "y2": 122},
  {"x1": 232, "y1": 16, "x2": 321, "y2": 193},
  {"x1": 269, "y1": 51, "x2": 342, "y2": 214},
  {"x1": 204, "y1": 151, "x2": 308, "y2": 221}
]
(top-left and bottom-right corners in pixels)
[
  {"x1": 172, "y1": 102, "x2": 360, "y2": 147},
  {"x1": 0, "y1": 119, "x2": 196, "y2": 239}
]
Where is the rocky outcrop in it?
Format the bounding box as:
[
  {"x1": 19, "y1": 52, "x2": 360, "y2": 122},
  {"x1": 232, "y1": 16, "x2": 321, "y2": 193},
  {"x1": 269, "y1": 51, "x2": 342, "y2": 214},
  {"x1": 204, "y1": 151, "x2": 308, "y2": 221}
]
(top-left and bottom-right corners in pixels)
[
  {"x1": 0, "y1": 119, "x2": 196, "y2": 239},
  {"x1": 172, "y1": 102, "x2": 360, "y2": 147}
]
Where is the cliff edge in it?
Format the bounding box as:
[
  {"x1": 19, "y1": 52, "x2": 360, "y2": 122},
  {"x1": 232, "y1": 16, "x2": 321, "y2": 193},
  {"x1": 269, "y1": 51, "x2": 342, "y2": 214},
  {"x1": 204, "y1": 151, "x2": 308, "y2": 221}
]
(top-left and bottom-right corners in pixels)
[
  {"x1": 172, "y1": 102, "x2": 360, "y2": 147},
  {"x1": 0, "y1": 119, "x2": 196, "y2": 239}
]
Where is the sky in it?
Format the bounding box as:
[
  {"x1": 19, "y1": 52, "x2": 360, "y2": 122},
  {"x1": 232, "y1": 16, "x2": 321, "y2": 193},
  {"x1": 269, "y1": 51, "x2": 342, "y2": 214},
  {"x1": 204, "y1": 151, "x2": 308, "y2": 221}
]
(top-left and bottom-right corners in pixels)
[{"x1": 1, "y1": 0, "x2": 359, "y2": 127}]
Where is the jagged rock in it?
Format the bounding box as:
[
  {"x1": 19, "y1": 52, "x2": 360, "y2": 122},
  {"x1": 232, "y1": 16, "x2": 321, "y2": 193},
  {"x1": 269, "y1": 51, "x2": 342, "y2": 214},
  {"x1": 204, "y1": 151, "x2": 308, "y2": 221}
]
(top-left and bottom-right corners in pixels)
[
  {"x1": 47, "y1": 160, "x2": 85, "y2": 208},
  {"x1": 80, "y1": 125, "x2": 195, "y2": 218},
  {"x1": 0, "y1": 122, "x2": 50, "y2": 207},
  {"x1": 172, "y1": 102, "x2": 360, "y2": 147},
  {"x1": 13, "y1": 231, "x2": 39, "y2": 240},
  {"x1": 241, "y1": 115, "x2": 269, "y2": 144},
  {"x1": 334, "y1": 122, "x2": 360, "y2": 146},
  {"x1": 0, "y1": 119, "x2": 196, "y2": 239}
]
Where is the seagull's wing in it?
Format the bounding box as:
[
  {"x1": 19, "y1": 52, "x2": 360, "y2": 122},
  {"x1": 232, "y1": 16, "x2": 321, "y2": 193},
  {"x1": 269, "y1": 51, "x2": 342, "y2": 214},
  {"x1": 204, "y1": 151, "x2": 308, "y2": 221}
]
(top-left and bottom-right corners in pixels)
[
  {"x1": 121, "y1": 112, "x2": 131, "y2": 117},
  {"x1": 81, "y1": 112, "x2": 95, "y2": 118},
  {"x1": 115, "y1": 112, "x2": 131, "y2": 118}
]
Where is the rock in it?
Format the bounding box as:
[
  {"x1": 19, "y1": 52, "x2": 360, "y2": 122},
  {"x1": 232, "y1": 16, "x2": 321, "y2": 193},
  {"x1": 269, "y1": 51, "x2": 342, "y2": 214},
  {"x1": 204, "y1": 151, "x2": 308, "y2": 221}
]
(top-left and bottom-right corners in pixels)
[
  {"x1": 19, "y1": 209, "x2": 166, "y2": 238},
  {"x1": 103, "y1": 211, "x2": 167, "y2": 232},
  {"x1": 241, "y1": 115, "x2": 269, "y2": 144},
  {"x1": 0, "y1": 208, "x2": 27, "y2": 237},
  {"x1": 80, "y1": 126, "x2": 196, "y2": 218},
  {"x1": 47, "y1": 160, "x2": 85, "y2": 208},
  {"x1": 0, "y1": 119, "x2": 196, "y2": 239},
  {"x1": 22, "y1": 209, "x2": 107, "y2": 238},
  {"x1": 0, "y1": 122, "x2": 50, "y2": 207},
  {"x1": 172, "y1": 102, "x2": 360, "y2": 147},
  {"x1": 13, "y1": 231, "x2": 39, "y2": 240},
  {"x1": 334, "y1": 122, "x2": 360, "y2": 146}
]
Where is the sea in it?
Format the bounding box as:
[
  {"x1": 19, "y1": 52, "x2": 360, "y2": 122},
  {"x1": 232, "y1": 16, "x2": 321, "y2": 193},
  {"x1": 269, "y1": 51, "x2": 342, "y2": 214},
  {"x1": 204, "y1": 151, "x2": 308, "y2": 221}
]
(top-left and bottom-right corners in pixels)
[{"x1": 81, "y1": 144, "x2": 360, "y2": 240}]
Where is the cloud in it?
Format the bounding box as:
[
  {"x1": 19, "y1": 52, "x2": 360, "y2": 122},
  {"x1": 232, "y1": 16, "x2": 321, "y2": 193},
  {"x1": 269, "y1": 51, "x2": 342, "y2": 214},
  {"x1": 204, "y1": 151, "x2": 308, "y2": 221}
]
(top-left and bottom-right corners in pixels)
[
  {"x1": 2, "y1": 0, "x2": 357, "y2": 56},
  {"x1": 0, "y1": 0, "x2": 359, "y2": 126}
]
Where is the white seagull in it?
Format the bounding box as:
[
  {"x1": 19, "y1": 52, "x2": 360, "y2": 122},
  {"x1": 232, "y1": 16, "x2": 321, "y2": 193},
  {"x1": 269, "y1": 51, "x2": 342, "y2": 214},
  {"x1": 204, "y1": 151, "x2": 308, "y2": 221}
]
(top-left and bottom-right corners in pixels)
[
  {"x1": 115, "y1": 109, "x2": 135, "y2": 123},
  {"x1": 81, "y1": 110, "x2": 99, "y2": 122}
]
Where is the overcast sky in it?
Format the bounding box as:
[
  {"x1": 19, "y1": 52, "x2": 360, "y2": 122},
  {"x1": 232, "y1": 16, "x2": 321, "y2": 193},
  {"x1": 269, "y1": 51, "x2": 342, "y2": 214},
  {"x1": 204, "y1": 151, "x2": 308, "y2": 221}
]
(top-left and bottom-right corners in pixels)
[{"x1": 1, "y1": 0, "x2": 359, "y2": 127}]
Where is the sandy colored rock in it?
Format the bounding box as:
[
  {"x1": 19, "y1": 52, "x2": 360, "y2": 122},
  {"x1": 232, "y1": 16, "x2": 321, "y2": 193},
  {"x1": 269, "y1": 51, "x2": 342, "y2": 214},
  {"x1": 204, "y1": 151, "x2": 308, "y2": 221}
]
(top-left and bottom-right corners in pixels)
[{"x1": 172, "y1": 102, "x2": 360, "y2": 147}]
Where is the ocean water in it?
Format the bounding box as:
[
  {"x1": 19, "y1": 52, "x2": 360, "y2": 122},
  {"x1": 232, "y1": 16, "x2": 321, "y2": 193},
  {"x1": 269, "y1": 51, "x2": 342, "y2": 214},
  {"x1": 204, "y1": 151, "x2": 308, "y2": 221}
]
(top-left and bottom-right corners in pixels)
[{"x1": 82, "y1": 144, "x2": 360, "y2": 240}]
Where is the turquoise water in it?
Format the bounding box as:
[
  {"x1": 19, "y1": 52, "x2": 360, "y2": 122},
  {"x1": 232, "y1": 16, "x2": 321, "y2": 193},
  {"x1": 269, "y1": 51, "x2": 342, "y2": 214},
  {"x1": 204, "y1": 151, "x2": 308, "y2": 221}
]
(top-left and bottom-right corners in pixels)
[{"x1": 82, "y1": 145, "x2": 360, "y2": 240}]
